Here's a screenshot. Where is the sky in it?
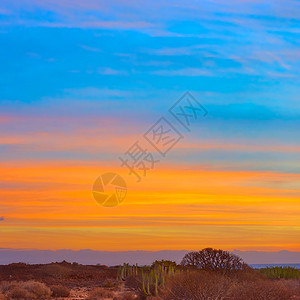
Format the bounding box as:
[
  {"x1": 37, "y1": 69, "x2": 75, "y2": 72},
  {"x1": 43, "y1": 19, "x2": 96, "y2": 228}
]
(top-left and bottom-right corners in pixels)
[{"x1": 0, "y1": 0, "x2": 300, "y2": 252}]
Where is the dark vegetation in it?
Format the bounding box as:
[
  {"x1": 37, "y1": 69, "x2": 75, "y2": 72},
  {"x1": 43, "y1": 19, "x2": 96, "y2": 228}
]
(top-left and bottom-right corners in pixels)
[
  {"x1": 0, "y1": 260, "x2": 116, "y2": 287},
  {"x1": 260, "y1": 266, "x2": 300, "y2": 279},
  {"x1": 180, "y1": 248, "x2": 249, "y2": 274},
  {"x1": 0, "y1": 248, "x2": 299, "y2": 299},
  {"x1": 122, "y1": 248, "x2": 300, "y2": 300}
]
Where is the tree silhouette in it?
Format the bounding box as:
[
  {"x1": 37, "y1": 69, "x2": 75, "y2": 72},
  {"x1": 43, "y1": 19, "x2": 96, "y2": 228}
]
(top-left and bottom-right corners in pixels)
[{"x1": 181, "y1": 248, "x2": 249, "y2": 274}]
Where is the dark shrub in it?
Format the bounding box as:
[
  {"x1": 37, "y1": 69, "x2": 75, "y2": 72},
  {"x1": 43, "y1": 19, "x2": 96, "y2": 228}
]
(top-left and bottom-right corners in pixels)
[
  {"x1": 87, "y1": 287, "x2": 114, "y2": 300},
  {"x1": 229, "y1": 279, "x2": 293, "y2": 300},
  {"x1": 50, "y1": 285, "x2": 70, "y2": 297},
  {"x1": 162, "y1": 270, "x2": 297, "y2": 300},
  {"x1": 162, "y1": 270, "x2": 232, "y2": 300},
  {"x1": 6, "y1": 286, "x2": 32, "y2": 299},
  {"x1": 230, "y1": 268, "x2": 266, "y2": 282},
  {"x1": 102, "y1": 278, "x2": 119, "y2": 288},
  {"x1": 1, "y1": 281, "x2": 51, "y2": 299},
  {"x1": 181, "y1": 248, "x2": 249, "y2": 274}
]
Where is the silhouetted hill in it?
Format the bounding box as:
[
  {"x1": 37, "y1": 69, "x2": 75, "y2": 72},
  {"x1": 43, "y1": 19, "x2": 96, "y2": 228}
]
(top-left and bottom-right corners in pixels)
[
  {"x1": 0, "y1": 249, "x2": 299, "y2": 265},
  {"x1": 0, "y1": 249, "x2": 188, "y2": 265}
]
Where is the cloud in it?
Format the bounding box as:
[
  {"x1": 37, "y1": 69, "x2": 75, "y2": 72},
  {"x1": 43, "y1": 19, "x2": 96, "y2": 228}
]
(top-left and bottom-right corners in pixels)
[
  {"x1": 266, "y1": 72, "x2": 295, "y2": 78},
  {"x1": 2, "y1": 0, "x2": 300, "y2": 38},
  {"x1": 151, "y1": 68, "x2": 213, "y2": 76},
  {"x1": 80, "y1": 21, "x2": 153, "y2": 29},
  {"x1": 177, "y1": 140, "x2": 300, "y2": 154},
  {"x1": 25, "y1": 52, "x2": 41, "y2": 59},
  {"x1": 0, "y1": 217, "x2": 4, "y2": 221},
  {"x1": 36, "y1": 21, "x2": 155, "y2": 31},
  {"x1": 78, "y1": 44, "x2": 101, "y2": 52},
  {"x1": 63, "y1": 87, "x2": 131, "y2": 98},
  {"x1": 97, "y1": 68, "x2": 128, "y2": 75},
  {"x1": 149, "y1": 45, "x2": 210, "y2": 56}
]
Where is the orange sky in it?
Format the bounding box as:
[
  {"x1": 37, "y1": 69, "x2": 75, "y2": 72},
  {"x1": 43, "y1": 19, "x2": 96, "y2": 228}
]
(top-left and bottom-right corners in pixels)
[{"x1": 1, "y1": 160, "x2": 299, "y2": 251}]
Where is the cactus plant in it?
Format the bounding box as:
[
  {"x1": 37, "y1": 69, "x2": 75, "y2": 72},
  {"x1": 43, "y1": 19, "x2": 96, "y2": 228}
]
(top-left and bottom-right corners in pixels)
[{"x1": 117, "y1": 260, "x2": 177, "y2": 296}]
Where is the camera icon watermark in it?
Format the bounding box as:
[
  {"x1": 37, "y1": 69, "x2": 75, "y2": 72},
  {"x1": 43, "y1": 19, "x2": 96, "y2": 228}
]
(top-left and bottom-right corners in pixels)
[{"x1": 92, "y1": 172, "x2": 127, "y2": 207}]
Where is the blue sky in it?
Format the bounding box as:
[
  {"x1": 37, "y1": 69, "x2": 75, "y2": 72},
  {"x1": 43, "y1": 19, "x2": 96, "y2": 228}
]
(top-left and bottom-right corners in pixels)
[{"x1": 1, "y1": 1, "x2": 300, "y2": 169}]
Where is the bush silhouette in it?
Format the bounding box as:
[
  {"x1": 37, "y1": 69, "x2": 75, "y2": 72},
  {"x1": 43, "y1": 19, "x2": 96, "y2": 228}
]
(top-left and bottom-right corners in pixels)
[{"x1": 181, "y1": 248, "x2": 248, "y2": 274}]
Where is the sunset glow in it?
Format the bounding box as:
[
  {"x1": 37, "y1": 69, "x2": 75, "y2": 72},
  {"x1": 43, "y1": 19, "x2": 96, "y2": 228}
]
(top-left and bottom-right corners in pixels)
[{"x1": 0, "y1": 0, "x2": 299, "y2": 252}]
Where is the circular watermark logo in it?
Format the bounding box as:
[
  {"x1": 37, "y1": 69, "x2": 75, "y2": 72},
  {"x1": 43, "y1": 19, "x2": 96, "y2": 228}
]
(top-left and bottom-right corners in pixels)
[{"x1": 92, "y1": 172, "x2": 127, "y2": 207}]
